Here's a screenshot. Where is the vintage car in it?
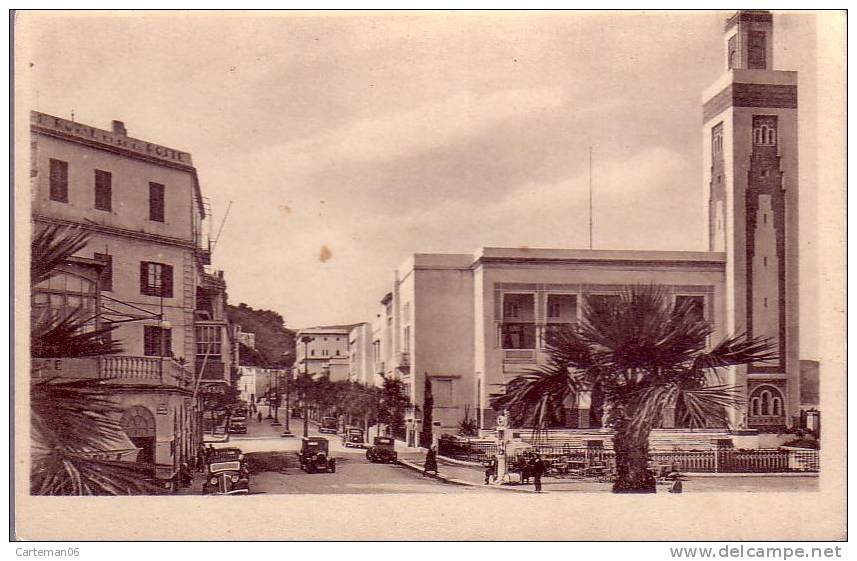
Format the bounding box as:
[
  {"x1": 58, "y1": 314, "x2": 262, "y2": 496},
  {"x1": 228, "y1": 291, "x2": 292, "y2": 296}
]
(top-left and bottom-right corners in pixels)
[
  {"x1": 203, "y1": 447, "x2": 250, "y2": 495},
  {"x1": 342, "y1": 427, "x2": 365, "y2": 448},
  {"x1": 318, "y1": 416, "x2": 338, "y2": 434},
  {"x1": 298, "y1": 437, "x2": 336, "y2": 473},
  {"x1": 366, "y1": 436, "x2": 398, "y2": 463},
  {"x1": 228, "y1": 418, "x2": 247, "y2": 434}
]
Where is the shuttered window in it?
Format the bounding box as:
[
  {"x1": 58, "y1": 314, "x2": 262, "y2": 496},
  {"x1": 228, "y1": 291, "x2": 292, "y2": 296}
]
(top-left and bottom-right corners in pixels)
[
  {"x1": 94, "y1": 169, "x2": 112, "y2": 211},
  {"x1": 144, "y1": 325, "x2": 172, "y2": 356},
  {"x1": 94, "y1": 252, "x2": 113, "y2": 292},
  {"x1": 49, "y1": 159, "x2": 68, "y2": 203},
  {"x1": 140, "y1": 261, "x2": 173, "y2": 297},
  {"x1": 149, "y1": 182, "x2": 165, "y2": 222}
]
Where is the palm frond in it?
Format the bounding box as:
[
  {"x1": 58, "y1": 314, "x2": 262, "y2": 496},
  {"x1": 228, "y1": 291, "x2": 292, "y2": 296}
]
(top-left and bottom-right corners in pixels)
[
  {"x1": 31, "y1": 452, "x2": 164, "y2": 495},
  {"x1": 676, "y1": 384, "x2": 743, "y2": 429},
  {"x1": 31, "y1": 378, "x2": 130, "y2": 454},
  {"x1": 31, "y1": 310, "x2": 122, "y2": 358},
  {"x1": 31, "y1": 224, "x2": 90, "y2": 286},
  {"x1": 693, "y1": 332, "x2": 779, "y2": 371},
  {"x1": 490, "y1": 365, "x2": 580, "y2": 428}
]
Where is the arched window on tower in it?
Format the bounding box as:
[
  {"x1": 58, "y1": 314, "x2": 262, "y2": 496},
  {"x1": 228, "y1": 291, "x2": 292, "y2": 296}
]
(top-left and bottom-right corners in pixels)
[{"x1": 753, "y1": 116, "x2": 778, "y2": 146}]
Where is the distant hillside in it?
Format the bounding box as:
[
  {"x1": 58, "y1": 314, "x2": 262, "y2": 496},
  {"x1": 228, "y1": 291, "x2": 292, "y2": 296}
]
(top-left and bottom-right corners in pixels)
[{"x1": 227, "y1": 303, "x2": 296, "y2": 368}]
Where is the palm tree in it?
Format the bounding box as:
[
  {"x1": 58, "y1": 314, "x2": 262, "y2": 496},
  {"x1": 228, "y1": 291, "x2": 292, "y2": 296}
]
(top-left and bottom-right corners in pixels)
[
  {"x1": 30, "y1": 224, "x2": 161, "y2": 495},
  {"x1": 491, "y1": 285, "x2": 776, "y2": 493}
]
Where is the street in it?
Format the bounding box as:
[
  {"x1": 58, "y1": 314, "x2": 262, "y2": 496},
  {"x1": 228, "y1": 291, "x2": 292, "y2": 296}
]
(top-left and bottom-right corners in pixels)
[{"x1": 188, "y1": 407, "x2": 490, "y2": 495}]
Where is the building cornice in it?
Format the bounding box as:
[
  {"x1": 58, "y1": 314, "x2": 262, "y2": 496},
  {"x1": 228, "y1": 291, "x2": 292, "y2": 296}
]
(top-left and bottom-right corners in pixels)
[
  {"x1": 474, "y1": 256, "x2": 726, "y2": 271},
  {"x1": 33, "y1": 214, "x2": 200, "y2": 251}
]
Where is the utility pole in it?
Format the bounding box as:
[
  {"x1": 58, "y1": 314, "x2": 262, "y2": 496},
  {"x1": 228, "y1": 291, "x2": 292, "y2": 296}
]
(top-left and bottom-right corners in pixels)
[
  {"x1": 301, "y1": 336, "x2": 313, "y2": 438},
  {"x1": 589, "y1": 146, "x2": 594, "y2": 250}
]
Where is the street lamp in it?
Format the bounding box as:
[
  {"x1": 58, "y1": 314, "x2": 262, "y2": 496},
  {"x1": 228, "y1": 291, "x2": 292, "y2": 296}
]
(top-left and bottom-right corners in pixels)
[
  {"x1": 300, "y1": 335, "x2": 313, "y2": 438},
  {"x1": 280, "y1": 352, "x2": 294, "y2": 437},
  {"x1": 271, "y1": 371, "x2": 281, "y2": 426}
]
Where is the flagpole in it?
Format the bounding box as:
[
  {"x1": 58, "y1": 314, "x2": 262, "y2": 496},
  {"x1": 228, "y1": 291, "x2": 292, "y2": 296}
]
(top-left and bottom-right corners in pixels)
[{"x1": 589, "y1": 146, "x2": 593, "y2": 249}]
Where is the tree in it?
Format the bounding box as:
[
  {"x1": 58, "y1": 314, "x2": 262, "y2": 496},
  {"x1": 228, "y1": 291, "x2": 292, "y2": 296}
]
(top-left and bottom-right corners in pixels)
[
  {"x1": 226, "y1": 303, "x2": 295, "y2": 367},
  {"x1": 377, "y1": 376, "x2": 409, "y2": 439},
  {"x1": 420, "y1": 375, "x2": 434, "y2": 448},
  {"x1": 30, "y1": 225, "x2": 161, "y2": 495},
  {"x1": 491, "y1": 285, "x2": 776, "y2": 494}
]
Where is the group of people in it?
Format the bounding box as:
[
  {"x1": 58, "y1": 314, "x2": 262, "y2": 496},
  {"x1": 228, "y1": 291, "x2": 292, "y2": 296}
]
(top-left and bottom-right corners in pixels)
[
  {"x1": 481, "y1": 451, "x2": 547, "y2": 492},
  {"x1": 511, "y1": 451, "x2": 547, "y2": 492}
]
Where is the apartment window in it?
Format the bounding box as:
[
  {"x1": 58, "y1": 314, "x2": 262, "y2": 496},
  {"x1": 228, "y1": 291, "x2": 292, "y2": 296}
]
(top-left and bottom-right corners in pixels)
[
  {"x1": 195, "y1": 325, "x2": 223, "y2": 357},
  {"x1": 94, "y1": 252, "x2": 113, "y2": 292},
  {"x1": 373, "y1": 341, "x2": 380, "y2": 362},
  {"x1": 149, "y1": 182, "x2": 165, "y2": 222},
  {"x1": 403, "y1": 303, "x2": 410, "y2": 323},
  {"x1": 403, "y1": 326, "x2": 411, "y2": 353},
  {"x1": 675, "y1": 295, "x2": 705, "y2": 321},
  {"x1": 727, "y1": 34, "x2": 737, "y2": 70},
  {"x1": 144, "y1": 325, "x2": 172, "y2": 357},
  {"x1": 49, "y1": 159, "x2": 68, "y2": 203},
  {"x1": 140, "y1": 261, "x2": 173, "y2": 297},
  {"x1": 335, "y1": 350, "x2": 340, "y2": 356},
  {"x1": 32, "y1": 271, "x2": 97, "y2": 332},
  {"x1": 94, "y1": 169, "x2": 112, "y2": 211}
]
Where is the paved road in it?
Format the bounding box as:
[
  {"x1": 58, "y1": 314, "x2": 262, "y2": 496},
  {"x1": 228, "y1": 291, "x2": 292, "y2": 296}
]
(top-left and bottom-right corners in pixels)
[{"x1": 191, "y1": 408, "x2": 488, "y2": 495}]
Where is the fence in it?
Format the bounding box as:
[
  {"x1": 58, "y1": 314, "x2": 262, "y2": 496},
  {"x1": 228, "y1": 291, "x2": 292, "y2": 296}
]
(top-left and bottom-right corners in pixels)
[{"x1": 438, "y1": 436, "x2": 819, "y2": 473}]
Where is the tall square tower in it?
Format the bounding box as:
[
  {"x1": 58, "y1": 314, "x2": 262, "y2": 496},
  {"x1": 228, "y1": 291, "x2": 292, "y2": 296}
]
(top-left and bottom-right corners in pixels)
[{"x1": 702, "y1": 11, "x2": 800, "y2": 428}]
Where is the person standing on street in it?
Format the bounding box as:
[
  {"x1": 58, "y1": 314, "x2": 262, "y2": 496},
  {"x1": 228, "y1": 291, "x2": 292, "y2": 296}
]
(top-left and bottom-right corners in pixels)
[
  {"x1": 257, "y1": 411, "x2": 263, "y2": 423},
  {"x1": 484, "y1": 455, "x2": 498, "y2": 485},
  {"x1": 531, "y1": 453, "x2": 545, "y2": 493},
  {"x1": 424, "y1": 446, "x2": 438, "y2": 477}
]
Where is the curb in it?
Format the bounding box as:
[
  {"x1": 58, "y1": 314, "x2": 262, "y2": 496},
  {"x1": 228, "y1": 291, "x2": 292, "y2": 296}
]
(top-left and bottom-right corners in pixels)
[
  {"x1": 681, "y1": 471, "x2": 819, "y2": 478},
  {"x1": 396, "y1": 458, "x2": 537, "y2": 493}
]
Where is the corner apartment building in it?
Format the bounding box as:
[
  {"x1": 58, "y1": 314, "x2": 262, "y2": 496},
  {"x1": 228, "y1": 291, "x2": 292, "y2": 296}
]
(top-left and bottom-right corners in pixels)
[{"x1": 30, "y1": 111, "x2": 235, "y2": 482}]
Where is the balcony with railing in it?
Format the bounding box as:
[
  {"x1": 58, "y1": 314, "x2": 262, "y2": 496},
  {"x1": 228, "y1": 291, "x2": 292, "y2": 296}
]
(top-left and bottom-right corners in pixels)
[
  {"x1": 32, "y1": 355, "x2": 194, "y2": 390},
  {"x1": 397, "y1": 352, "x2": 410, "y2": 372}
]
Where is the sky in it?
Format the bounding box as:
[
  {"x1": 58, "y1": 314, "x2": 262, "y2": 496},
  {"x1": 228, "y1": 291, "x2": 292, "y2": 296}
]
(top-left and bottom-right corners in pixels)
[{"x1": 17, "y1": 11, "x2": 823, "y2": 358}]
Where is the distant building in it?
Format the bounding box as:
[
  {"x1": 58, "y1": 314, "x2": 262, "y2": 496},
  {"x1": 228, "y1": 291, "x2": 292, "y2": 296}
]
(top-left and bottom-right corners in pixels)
[
  {"x1": 347, "y1": 322, "x2": 375, "y2": 386},
  {"x1": 295, "y1": 325, "x2": 353, "y2": 381},
  {"x1": 30, "y1": 111, "x2": 236, "y2": 482}
]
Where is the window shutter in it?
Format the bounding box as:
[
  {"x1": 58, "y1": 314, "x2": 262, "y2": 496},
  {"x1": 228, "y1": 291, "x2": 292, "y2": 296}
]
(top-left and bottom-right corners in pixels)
[
  {"x1": 140, "y1": 262, "x2": 149, "y2": 295},
  {"x1": 164, "y1": 329, "x2": 172, "y2": 357},
  {"x1": 162, "y1": 264, "x2": 173, "y2": 298}
]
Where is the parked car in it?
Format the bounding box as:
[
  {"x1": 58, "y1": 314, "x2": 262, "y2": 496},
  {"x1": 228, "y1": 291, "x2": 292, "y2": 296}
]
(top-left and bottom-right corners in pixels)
[
  {"x1": 342, "y1": 427, "x2": 365, "y2": 448},
  {"x1": 298, "y1": 437, "x2": 336, "y2": 473},
  {"x1": 366, "y1": 436, "x2": 398, "y2": 463},
  {"x1": 319, "y1": 416, "x2": 338, "y2": 434},
  {"x1": 203, "y1": 447, "x2": 250, "y2": 495}
]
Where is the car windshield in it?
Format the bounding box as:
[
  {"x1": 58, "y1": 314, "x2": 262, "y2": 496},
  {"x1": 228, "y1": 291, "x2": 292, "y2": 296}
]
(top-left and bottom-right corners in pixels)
[{"x1": 209, "y1": 461, "x2": 241, "y2": 473}]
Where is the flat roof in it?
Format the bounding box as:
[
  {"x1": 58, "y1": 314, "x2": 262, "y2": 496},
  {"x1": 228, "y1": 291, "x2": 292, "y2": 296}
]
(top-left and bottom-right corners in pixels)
[{"x1": 475, "y1": 246, "x2": 726, "y2": 265}]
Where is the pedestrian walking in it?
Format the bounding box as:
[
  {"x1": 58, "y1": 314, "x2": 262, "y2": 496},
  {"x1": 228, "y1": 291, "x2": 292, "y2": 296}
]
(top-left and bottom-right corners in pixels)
[
  {"x1": 484, "y1": 455, "x2": 498, "y2": 485},
  {"x1": 520, "y1": 452, "x2": 532, "y2": 484},
  {"x1": 424, "y1": 446, "x2": 438, "y2": 477},
  {"x1": 531, "y1": 453, "x2": 545, "y2": 493},
  {"x1": 257, "y1": 411, "x2": 263, "y2": 423}
]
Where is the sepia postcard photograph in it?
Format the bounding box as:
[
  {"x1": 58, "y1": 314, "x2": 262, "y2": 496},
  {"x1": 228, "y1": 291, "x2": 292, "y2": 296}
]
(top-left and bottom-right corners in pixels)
[{"x1": 9, "y1": 8, "x2": 847, "y2": 543}]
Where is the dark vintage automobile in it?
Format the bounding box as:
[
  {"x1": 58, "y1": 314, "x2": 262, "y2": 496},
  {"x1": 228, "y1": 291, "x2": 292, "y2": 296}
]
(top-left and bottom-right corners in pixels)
[
  {"x1": 228, "y1": 418, "x2": 247, "y2": 434},
  {"x1": 299, "y1": 437, "x2": 336, "y2": 473},
  {"x1": 319, "y1": 416, "x2": 338, "y2": 434},
  {"x1": 203, "y1": 447, "x2": 250, "y2": 495},
  {"x1": 366, "y1": 436, "x2": 398, "y2": 463},
  {"x1": 342, "y1": 427, "x2": 365, "y2": 448}
]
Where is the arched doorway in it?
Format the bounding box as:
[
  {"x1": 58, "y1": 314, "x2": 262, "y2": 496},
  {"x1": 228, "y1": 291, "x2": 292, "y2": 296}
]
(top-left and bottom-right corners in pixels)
[{"x1": 121, "y1": 405, "x2": 157, "y2": 471}]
